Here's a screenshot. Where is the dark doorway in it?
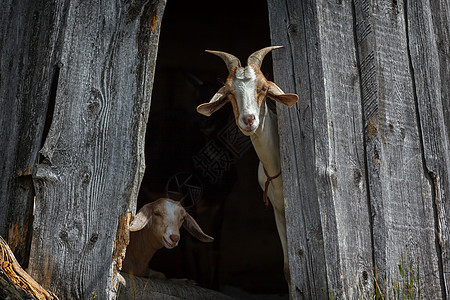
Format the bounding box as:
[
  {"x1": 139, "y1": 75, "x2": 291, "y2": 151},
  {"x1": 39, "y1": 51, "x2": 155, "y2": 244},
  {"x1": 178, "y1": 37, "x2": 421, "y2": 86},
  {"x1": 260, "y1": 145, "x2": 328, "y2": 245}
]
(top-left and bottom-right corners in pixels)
[{"x1": 137, "y1": 0, "x2": 288, "y2": 298}]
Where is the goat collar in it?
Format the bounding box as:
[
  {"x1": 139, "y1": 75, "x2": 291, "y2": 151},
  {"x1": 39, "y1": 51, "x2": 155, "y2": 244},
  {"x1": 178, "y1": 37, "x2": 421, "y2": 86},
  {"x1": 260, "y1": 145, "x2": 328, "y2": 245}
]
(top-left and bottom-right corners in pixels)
[{"x1": 263, "y1": 167, "x2": 281, "y2": 207}]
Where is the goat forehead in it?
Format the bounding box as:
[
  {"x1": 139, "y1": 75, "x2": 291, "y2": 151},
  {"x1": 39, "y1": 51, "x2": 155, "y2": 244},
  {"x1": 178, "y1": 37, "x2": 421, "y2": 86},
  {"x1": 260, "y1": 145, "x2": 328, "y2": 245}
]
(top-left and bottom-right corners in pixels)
[
  {"x1": 233, "y1": 67, "x2": 257, "y2": 99},
  {"x1": 235, "y1": 66, "x2": 256, "y2": 80},
  {"x1": 164, "y1": 201, "x2": 183, "y2": 221}
]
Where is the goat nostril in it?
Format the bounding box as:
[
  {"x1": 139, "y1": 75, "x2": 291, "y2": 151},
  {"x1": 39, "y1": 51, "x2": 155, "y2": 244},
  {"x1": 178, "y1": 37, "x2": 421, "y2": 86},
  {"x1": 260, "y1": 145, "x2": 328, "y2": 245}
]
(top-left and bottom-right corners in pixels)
[
  {"x1": 170, "y1": 234, "x2": 180, "y2": 243},
  {"x1": 242, "y1": 114, "x2": 255, "y2": 126}
]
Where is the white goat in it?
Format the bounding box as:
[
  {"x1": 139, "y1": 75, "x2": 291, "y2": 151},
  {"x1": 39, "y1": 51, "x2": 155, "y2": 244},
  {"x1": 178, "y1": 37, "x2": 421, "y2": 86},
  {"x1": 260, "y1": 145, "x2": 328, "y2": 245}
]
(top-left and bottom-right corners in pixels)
[
  {"x1": 197, "y1": 46, "x2": 298, "y2": 287},
  {"x1": 122, "y1": 198, "x2": 214, "y2": 279}
]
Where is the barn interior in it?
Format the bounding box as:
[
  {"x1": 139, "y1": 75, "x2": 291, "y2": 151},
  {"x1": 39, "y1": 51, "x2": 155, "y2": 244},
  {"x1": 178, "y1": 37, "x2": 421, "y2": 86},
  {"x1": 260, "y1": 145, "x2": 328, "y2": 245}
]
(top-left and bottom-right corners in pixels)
[{"x1": 136, "y1": 0, "x2": 288, "y2": 298}]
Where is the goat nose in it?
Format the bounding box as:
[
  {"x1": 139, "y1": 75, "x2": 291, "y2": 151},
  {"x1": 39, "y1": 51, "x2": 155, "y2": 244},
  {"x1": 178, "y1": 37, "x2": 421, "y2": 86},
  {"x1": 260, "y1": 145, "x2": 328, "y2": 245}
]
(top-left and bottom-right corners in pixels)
[
  {"x1": 242, "y1": 114, "x2": 255, "y2": 126},
  {"x1": 170, "y1": 234, "x2": 180, "y2": 243}
]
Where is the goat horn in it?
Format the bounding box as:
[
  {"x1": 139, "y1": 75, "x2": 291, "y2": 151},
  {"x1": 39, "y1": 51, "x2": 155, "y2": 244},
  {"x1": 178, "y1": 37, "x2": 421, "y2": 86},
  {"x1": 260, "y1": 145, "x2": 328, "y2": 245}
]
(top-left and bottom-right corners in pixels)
[
  {"x1": 205, "y1": 50, "x2": 242, "y2": 72},
  {"x1": 247, "y1": 46, "x2": 284, "y2": 68}
]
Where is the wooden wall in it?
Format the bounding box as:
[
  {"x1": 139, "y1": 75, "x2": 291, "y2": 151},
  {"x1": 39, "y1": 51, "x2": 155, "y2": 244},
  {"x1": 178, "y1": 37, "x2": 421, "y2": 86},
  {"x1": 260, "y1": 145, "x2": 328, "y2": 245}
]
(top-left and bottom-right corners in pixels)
[
  {"x1": 1, "y1": 0, "x2": 448, "y2": 298},
  {"x1": 0, "y1": 0, "x2": 165, "y2": 298},
  {"x1": 268, "y1": 0, "x2": 449, "y2": 299}
]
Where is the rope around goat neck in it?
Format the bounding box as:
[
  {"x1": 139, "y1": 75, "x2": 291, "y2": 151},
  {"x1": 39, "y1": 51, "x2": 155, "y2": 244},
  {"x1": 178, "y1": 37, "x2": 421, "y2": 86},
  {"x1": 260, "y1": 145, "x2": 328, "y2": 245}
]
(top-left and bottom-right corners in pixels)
[{"x1": 263, "y1": 167, "x2": 281, "y2": 207}]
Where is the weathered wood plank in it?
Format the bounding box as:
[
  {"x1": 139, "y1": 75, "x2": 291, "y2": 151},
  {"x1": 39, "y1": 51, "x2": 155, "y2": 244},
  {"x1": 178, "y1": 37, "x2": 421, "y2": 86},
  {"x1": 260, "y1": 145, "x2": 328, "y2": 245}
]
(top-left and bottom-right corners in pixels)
[
  {"x1": 0, "y1": 236, "x2": 57, "y2": 299},
  {"x1": 117, "y1": 273, "x2": 234, "y2": 300},
  {"x1": 428, "y1": 0, "x2": 450, "y2": 139},
  {"x1": 27, "y1": 0, "x2": 166, "y2": 298},
  {"x1": 268, "y1": 0, "x2": 373, "y2": 298},
  {"x1": 0, "y1": 0, "x2": 60, "y2": 266},
  {"x1": 267, "y1": 1, "x2": 327, "y2": 298},
  {"x1": 353, "y1": 0, "x2": 443, "y2": 297},
  {"x1": 0, "y1": 270, "x2": 34, "y2": 300},
  {"x1": 406, "y1": 0, "x2": 450, "y2": 296}
]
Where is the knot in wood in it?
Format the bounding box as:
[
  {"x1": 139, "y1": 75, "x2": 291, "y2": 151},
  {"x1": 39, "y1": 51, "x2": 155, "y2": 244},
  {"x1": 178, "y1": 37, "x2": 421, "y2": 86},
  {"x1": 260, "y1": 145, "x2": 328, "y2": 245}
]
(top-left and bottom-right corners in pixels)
[
  {"x1": 59, "y1": 230, "x2": 69, "y2": 243},
  {"x1": 362, "y1": 270, "x2": 369, "y2": 282},
  {"x1": 89, "y1": 233, "x2": 98, "y2": 244},
  {"x1": 288, "y1": 23, "x2": 297, "y2": 34}
]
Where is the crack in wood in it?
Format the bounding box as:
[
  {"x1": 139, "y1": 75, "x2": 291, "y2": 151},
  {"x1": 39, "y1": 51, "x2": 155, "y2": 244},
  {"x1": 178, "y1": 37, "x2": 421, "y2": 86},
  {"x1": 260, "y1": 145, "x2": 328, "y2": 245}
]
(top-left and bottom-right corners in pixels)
[{"x1": 0, "y1": 236, "x2": 57, "y2": 299}]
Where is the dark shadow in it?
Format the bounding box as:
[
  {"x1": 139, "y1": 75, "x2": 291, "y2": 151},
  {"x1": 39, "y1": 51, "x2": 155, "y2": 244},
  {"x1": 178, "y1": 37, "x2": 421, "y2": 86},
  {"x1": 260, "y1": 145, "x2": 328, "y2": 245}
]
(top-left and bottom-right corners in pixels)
[{"x1": 136, "y1": 0, "x2": 288, "y2": 298}]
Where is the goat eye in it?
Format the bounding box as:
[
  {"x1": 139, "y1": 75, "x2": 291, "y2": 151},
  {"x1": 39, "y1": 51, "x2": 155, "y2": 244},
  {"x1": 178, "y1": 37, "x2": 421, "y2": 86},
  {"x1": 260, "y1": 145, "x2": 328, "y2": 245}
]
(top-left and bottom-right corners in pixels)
[{"x1": 154, "y1": 212, "x2": 161, "y2": 216}]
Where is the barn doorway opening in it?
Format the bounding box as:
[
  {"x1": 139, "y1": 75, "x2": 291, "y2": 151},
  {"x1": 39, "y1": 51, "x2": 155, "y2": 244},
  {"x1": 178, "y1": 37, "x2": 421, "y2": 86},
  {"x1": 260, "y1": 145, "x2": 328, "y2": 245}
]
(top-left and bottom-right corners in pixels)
[{"x1": 137, "y1": 0, "x2": 288, "y2": 298}]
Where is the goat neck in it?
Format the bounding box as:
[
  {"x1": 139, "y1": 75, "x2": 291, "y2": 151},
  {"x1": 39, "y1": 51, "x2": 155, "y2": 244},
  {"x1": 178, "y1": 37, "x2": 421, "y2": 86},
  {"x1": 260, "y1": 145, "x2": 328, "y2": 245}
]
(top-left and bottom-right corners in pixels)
[
  {"x1": 251, "y1": 103, "x2": 281, "y2": 177},
  {"x1": 124, "y1": 228, "x2": 161, "y2": 275}
]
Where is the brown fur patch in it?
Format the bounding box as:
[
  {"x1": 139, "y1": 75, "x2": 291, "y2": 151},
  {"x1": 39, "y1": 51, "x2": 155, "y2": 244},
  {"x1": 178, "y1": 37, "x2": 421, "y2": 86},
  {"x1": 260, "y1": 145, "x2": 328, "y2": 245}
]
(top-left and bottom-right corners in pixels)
[{"x1": 227, "y1": 93, "x2": 241, "y2": 126}]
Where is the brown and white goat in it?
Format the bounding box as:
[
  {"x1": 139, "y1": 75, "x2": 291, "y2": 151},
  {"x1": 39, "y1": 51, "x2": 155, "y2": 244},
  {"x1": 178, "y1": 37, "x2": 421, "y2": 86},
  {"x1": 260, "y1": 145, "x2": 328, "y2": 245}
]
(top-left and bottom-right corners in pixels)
[
  {"x1": 122, "y1": 198, "x2": 214, "y2": 279},
  {"x1": 197, "y1": 46, "x2": 298, "y2": 286}
]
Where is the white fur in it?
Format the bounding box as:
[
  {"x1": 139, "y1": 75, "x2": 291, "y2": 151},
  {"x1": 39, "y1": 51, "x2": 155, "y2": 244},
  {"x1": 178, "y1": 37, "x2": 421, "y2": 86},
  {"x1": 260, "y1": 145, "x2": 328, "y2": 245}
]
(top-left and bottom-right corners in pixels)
[
  {"x1": 163, "y1": 201, "x2": 180, "y2": 247},
  {"x1": 233, "y1": 66, "x2": 260, "y2": 133}
]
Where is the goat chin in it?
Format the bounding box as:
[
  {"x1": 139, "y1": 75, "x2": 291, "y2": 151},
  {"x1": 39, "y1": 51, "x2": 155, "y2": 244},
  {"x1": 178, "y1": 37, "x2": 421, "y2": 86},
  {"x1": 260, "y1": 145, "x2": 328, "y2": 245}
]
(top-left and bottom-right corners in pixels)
[{"x1": 239, "y1": 126, "x2": 258, "y2": 136}]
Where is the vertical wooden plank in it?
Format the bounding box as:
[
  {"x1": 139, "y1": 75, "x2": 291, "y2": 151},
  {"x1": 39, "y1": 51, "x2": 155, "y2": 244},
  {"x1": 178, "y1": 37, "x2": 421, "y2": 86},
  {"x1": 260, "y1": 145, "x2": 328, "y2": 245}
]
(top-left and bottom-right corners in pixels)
[
  {"x1": 428, "y1": 0, "x2": 450, "y2": 136},
  {"x1": 268, "y1": 0, "x2": 373, "y2": 298},
  {"x1": 353, "y1": 0, "x2": 443, "y2": 297},
  {"x1": 406, "y1": 0, "x2": 450, "y2": 296},
  {"x1": 27, "y1": 0, "x2": 166, "y2": 298},
  {"x1": 0, "y1": 0, "x2": 60, "y2": 266},
  {"x1": 267, "y1": 1, "x2": 328, "y2": 298}
]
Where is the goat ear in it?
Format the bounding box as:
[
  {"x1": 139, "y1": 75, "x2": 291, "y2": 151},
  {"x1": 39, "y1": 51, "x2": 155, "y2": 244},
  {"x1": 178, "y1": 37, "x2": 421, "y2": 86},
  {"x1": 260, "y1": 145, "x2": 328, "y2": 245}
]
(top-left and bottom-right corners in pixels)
[
  {"x1": 183, "y1": 213, "x2": 214, "y2": 242},
  {"x1": 267, "y1": 81, "x2": 299, "y2": 108},
  {"x1": 196, "y1": 86, "x2": 229, "y2": 116},
  {"x1": 129, "y1": 203, "x2": 153, "y2": 232}
]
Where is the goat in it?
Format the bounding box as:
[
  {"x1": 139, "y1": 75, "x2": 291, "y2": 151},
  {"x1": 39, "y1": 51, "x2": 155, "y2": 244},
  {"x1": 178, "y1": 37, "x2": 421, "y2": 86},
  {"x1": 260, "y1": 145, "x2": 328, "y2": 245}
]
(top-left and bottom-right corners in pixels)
[
  {"x1": 122, "y1": 198, "x2": 214, "y2": 279},
  {"x1": 196, "y1": 46, "x2": 299, "y2": 288}
]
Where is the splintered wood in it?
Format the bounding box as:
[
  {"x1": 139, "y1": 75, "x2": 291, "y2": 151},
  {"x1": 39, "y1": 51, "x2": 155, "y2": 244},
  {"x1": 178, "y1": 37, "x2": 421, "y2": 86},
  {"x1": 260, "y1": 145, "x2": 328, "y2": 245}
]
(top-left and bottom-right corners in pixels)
[{"x1": 0, "y1": 236, "x2": 57, "y2": 299}]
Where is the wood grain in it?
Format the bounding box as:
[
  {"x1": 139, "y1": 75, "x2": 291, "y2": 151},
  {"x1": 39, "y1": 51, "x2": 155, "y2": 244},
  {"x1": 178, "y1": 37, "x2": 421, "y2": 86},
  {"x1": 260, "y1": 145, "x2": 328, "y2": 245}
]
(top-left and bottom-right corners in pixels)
[
  {"x1": 268, "y1": 0, "x2": 373, "y2": 298},
  {"x1": 0, "y1": 236, "x2": 57, "y2": 299},
  {"x1": 0, "y1": 0, "x2": 58, "y2": 267},
  {"x1": 25, "y1": 0, "x2": 166, "y2": 299},
  {"x1": 354, "y1": 1, "x2": 443, "y2": 297},
  {"x1": 405, "y1": 1, "x2": 450, "y2": 296},
  {"x1": 118, "y1": 272, "x2": 234, "y2": 300},
  {"x1": 268, "y1": 0, "x2": 447, "y2": 298}
]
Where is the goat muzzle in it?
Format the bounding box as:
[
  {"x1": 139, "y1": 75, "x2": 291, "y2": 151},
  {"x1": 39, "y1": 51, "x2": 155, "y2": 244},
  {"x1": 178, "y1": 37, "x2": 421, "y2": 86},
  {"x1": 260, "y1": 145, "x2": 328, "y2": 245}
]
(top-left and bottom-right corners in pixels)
[
  {"x1": 242, "y1": 114, "x2": 256, "y2": 126},
  {"x1": 169, "y1": 234, "x2": 180, "y2": 243}
]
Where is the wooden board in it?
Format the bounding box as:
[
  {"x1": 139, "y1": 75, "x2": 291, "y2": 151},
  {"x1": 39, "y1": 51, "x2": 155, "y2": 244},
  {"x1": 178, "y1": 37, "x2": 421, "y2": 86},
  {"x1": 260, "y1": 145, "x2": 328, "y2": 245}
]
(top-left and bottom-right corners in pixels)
[
  {"x1": 268, "y1": 0, "x2": 448, "y2": 298},
  {"x1": 25, "y1": 0, "x2": 166, "y2": 299},
  {"x1": 268, "y1": 0, "x2": 373, "y2": 298},
  {"x1": 117, "y1": 272, "x2": 234, "y2": 300},
  {"x1": 405, "y1": 1, "x2": 450, "y2": 296},
  {"x1": 0, "y1": 236, "x2": 57, "y2": 299},
  {"x1": 0, "y1": 0, "x2": 56, "y2": 266},
  {"x1": 353, "y1": 1, "x2": 443, "y2": 297}
]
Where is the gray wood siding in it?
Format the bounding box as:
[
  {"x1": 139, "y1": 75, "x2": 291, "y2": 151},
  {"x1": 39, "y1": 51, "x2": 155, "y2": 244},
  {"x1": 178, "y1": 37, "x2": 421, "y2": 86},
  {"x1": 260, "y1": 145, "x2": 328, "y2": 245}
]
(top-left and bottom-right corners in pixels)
[
  {"x1": 268, "y1": 0, "x2": 448, "y2": 298},
  {"x1": 1, "y1": 0, "x2": 448, "y2": 298},
  {"x1": 1, "y1": 0, "x2": 165, "y2": 298},
  {"x1": 406, "y1": 1, "x2": 450, "y2": 293},
  {"x1": 0, "y1": 0, "x2": 57, "y2": 267}
]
